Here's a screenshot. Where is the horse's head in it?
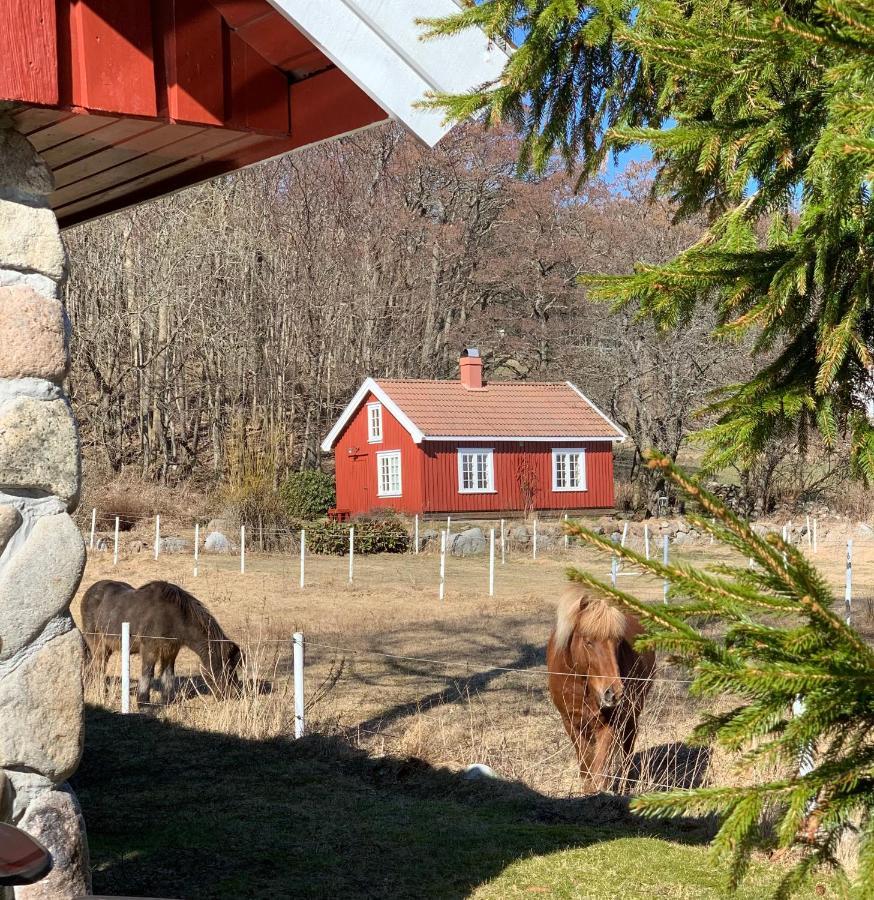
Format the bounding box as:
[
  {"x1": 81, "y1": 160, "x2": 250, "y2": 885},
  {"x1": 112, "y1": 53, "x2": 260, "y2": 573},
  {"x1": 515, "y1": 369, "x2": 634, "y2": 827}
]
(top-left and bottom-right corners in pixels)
[
  {"x1": 571, "y1": 597, "x2": 627, "y2": 712},
  {"x1": 205, "y1": 638, "x2": 244, "y2": 696}
]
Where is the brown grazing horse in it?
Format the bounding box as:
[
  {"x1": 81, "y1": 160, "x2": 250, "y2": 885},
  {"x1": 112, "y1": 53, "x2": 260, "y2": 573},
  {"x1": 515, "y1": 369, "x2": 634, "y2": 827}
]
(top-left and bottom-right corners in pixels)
[
  {"x1": 546, "y1": 587, "x2": 655, "y2": 790},
  {"x1": 81, "y1": 580, "x2": 242, "y2": 705}
]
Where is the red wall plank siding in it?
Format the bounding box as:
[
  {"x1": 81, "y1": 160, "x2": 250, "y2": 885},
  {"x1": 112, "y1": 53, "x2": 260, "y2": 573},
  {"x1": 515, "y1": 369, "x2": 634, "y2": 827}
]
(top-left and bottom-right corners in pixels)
[
  {"x1": 333, "y1": 392, "x2": 424, "y2": 516},
  {"x1": 421, "y1": 441, "x2": 614, "y2": 515},
  {"x1": 67, "y1": 0, "x2": 158, "y2": 117},
  {"x1": 0, "y1": 0, "x2": 58, "y2": 106}
]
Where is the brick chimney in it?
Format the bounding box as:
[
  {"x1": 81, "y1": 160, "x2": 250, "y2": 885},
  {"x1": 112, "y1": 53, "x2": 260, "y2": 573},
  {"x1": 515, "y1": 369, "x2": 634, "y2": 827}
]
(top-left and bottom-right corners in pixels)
[{"x1": 459, "y1": 347, "x2": 483, "y2": 390}]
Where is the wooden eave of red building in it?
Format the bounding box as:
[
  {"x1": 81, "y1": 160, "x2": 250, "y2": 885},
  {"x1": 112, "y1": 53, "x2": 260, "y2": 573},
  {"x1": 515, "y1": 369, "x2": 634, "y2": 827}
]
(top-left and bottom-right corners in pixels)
[{"x1": 1, "y1": 0, "x2": 388, "y2": 228}]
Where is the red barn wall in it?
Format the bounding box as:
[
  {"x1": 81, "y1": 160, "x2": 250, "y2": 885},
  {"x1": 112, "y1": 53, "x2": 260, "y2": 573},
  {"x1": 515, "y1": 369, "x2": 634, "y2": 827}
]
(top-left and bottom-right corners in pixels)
[
  {"x1": 421, "y1": 440, "x2": 614, "y2": 515},
  {"x1": 333, "y1": 392, "x2": 424, "y2": 515}
]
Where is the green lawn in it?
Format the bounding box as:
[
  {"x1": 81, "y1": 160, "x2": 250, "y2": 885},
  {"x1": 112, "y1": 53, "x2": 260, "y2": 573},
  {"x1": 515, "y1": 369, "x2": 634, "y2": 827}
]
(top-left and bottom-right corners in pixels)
[{"x1": 73, "y1": 706, "x2": 836, "y2": 899}]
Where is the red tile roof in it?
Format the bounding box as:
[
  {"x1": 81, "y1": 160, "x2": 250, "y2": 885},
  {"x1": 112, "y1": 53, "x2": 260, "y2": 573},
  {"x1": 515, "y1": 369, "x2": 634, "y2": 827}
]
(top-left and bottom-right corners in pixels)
[{"x1": 375, "y1": 379, "x2": 623, "y2": 439}]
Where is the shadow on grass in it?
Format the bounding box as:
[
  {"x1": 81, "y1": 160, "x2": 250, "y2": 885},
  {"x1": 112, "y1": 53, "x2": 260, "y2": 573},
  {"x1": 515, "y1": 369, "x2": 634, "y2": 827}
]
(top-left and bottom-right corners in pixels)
[{"x1": 72, "y1": 705, "x2": 713, "y2": 900}]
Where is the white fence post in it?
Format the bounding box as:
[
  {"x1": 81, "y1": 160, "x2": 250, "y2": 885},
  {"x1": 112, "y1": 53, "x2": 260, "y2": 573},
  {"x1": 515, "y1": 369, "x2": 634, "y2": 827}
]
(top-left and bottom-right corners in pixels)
[
  {"x1": 154, "y1": 514, "x2": 161, "y2": 560},
  {"x1": 439, "y1": 530, "x2": 446, "y2": 601},
  {"x1": 563, "y1": 513, "x2": 569, "y2": 551},
  {"x1": 500, "y1": 518, "x2": 505, "y2": 565},
  {"x1": 89, "y1": 508, "x2": 97, "y2": 550},
  {"x1": 663, "y1": 535, "x2": 669, "y2": 604},
  {"x1": 620, "y1": 521, "x2": 628, "y2": 547},
  {"x1": 240, "y1": 525, "x2": 246, "y2": 574},
  {"x1": 414, "y1": 514, "x2": 419, "y2": 555},
  {"x1": 806, "y1": 514, "x2": 812, "y2": 550},
  {"x1": 348, "y1": 526, "x2": 355, "y2": 584},
  {"x1": 845, "y1": 538, "x2": 853, "y2": 626},
  {"x1": 532, "y1": 518, "x2": 538, "y2": 559},
  {"x1": 300, "y1": 528, "x2": 306, "y2": 590},
  {"x1": 193, "y1": 522, "x2": 200, "y2": 577},
  {"x1": 293, "y1": 632, "x2": 305, "y2": 739},
  {"x1": 644, "y1": 524, "x2": 650, "y2": 560},
  {"x1": 121, "y1": 621, "x2": 130, "y2": 714},
  {"x1": 113, "y1": 516, "x2": 119, "y2": 566},
  {"x1": 610, "y1": 554, "x2": 617, "y2": 587},
  {"x1": 489, "y1": 528, "x2": 495, "y2": 597},
  {"x1": 813, "y1": 518, "x2": 818, "y2": 554},
  {"x1": 446, "y1": 515, "x2": 451, "y2": 537}
]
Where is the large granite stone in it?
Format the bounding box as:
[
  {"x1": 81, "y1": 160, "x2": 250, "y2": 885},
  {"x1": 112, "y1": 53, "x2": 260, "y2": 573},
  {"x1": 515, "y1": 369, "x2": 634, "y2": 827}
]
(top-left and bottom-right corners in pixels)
[
  {"x1": 0, "y1": 202, "x2": 65, "y2": 282},
  {"x1": 0, "y1": 396, "x2": 79, "y2": 507},
  {"x1": 0, "y1": 505, "x2": 21, "y2": 556},
  {"x1": 14, "y1": 785, "x2": 90, "y2": 900},
  {"x1": 4, "y1": 771, "x2": 53, "y2": 825},
  {"x1": 0, "y1": 131, "x2": 53, "y2": 197},
  {"x1": 0, "y1": 513, "x2": 85, "y2": 661},
  {"x1": 0, "y1": 629, "x2": 83, "y2": 783},
  {"x1": 0, "y1": 288, "x2": 67, "y2": 382}
]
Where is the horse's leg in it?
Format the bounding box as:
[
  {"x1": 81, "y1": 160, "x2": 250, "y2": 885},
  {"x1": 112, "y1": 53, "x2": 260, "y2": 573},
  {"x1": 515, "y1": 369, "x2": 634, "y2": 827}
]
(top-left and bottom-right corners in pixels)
[
  {"x1": 159, "y1": 651, "x2": 177, "y2": 704},
  {"x1": 138, "y1": 645, "x2": 156, "y2": 707},
  {"x1": 582, "y1": 722, "x2": 619, "y2": 792}
]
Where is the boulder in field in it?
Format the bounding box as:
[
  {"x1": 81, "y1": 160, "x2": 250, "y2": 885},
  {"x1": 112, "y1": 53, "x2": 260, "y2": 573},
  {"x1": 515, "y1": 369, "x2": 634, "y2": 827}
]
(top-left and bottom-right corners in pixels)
[
  {"x1": 450, "y1": 527, "x2": 486, "y2": 557},
  {"x1": 159, "y1": 536, "x2": 190, "y2": 554},
  {"x1": 204, "y1": 531, "x2": 234, "y2": 554}
]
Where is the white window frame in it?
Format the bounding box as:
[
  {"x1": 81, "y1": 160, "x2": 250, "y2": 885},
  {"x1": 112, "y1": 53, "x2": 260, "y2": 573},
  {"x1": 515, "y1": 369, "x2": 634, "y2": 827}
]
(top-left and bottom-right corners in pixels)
[
  {"x1": 367, "y1": 402, "x2": 383, "y2": 443},
  {"x1": 376, "y1": 450, "x2": 402, "y2": 497},
  {"x1": 457, "y1": 447, "x2": 496, "y2": 494},
  {"x1": 552, "y1": 448, "x2": 587, "y2": 492}
]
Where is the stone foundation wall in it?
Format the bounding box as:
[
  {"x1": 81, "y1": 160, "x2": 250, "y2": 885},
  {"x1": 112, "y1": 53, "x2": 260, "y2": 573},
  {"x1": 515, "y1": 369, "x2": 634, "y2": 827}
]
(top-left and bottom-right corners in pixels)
[{"x1": 0, "y1": 114, "x2": 90, "y2": 898}]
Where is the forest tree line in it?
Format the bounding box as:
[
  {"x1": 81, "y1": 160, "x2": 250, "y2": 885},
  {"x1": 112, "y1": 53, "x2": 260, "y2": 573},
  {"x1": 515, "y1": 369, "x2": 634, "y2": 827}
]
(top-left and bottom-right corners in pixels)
[{"x1": 65, "y1": 122, "x2": 765, "y2": 509}]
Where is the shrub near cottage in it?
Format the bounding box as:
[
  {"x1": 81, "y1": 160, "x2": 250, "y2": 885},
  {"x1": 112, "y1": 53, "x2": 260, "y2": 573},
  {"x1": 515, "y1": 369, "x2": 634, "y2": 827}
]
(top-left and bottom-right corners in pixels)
[
  {"x1": 306, "y1": 516, "x2": 410, "y2": 555},
  {"x1": 279, "y1": 469, "x2": 336, "y2": 521}
]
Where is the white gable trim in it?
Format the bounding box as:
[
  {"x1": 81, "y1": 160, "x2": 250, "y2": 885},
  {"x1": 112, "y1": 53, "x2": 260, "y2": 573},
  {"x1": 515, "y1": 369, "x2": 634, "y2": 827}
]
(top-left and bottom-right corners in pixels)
[
  {"x1": 564, "y1": 382, "x2": 626, "y2": 442},
  {"x1": 422, "y1": 435, "x2": 620, "y2": 443},
  {"x1": 265, "y1": 0, "x2": 510, "y2": 147},
  {"x1": 320, "y1": 378, "x2": 425, "y2": 451}
]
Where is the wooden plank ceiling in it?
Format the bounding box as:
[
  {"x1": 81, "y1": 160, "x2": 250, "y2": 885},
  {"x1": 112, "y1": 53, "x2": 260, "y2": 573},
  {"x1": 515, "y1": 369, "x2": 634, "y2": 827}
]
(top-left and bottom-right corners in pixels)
[{"x1": 4, "y1": 1, "x2": 387, "y2": 228}]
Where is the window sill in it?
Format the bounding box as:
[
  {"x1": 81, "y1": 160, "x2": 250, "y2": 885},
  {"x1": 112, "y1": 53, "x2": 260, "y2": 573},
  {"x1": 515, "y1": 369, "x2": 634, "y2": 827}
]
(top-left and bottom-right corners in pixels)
[
  {"x1": 377, "y1": 492, "x2": 403, "y2": 498},
  {"x1": 458, "y1": 489, "x2": 498, "y2": 495},
  {"x1": 368, "y1": 438, "x2": 383, "y2": 444},
  {"x1": 552, "y1": 486, "x2": 588, "y2": 493}
]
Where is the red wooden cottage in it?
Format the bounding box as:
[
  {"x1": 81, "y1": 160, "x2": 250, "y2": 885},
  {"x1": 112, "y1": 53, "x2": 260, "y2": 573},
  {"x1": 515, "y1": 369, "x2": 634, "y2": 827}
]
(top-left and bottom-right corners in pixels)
[{"x1": 322, "y1": 350, "x2": 626, "y2": 517}]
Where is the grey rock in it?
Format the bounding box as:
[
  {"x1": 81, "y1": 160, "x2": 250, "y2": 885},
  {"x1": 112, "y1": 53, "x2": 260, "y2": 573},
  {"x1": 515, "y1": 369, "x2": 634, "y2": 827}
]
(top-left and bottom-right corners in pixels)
[
  {"x1": 14, "y1": 785, "x2": 91, "y2": 900},
  {"x1": 0, "y1": 270, "x2": 57, "y2": 300},
  {"x1": 673, "y1": 531, "x2": 688, "y2": 545},
  {"x1": 610, "y1": 531, "x2": 622, "y2": 544},
  {"x1": 508, "y1": 526, "x2": 530, "y2": 546},
  {"x1": 462, "y1": 763, "x2": 500, "y2": 781},
  {"x1": 0, "y1": 504, "x2": 21, "y2": 555},
  {"x1": 204, "y1": 531, "x2": 234, "y2": 554},
  {"x1": 418, "y1": 528, "x2": 439, "y2": 550},
  {"x1": 95, "y1": 537, "x2": 110, "y2": 552},
  {"x1": 159, "y1": 536, "x2": 190, "y2": 554},
  {"x1": 0, "y1": 130, "x2": 53, "y2": 196},
  {"x1": 0, "y1": 200, "x2": 65, "y2": 281},
  {"x1": 0, "y1": 396, "x2": 79, "y2": 508},
  {"x1": 4, "y1": 770, "x2": 53, "y2": 824},
  {"x1": 450, "y1": 527, "x2": 486, "y2": 557},
  {"x1": 0, "y1": 628, "x2": 83, "y2": 783},
  {"x1": 0, "y1": 288, "x2": 67, "y2": 383},
  {"x1": 0, "y1": 513, "x2": 84, "y2": 661}
]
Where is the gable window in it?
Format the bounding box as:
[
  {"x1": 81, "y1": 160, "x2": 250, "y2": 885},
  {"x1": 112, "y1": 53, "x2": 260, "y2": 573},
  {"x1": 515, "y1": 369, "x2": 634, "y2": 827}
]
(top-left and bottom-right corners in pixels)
[
  {"x1": 376, "y1": 450, "x2": 402, "y2": 497},
  {"x1": 367, "y1": 403, "x2": 383, "y2": 443},
  {"x1": 552, "y1": 448, "x2": 587, "y2": 492},
  {"x1": 458, "y1": 448, "x2": 495, "y2": 493}
]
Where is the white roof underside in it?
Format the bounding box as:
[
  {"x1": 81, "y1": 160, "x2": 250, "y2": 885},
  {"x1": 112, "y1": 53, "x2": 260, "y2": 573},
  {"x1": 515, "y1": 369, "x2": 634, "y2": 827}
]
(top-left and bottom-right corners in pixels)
[{"x1": 266, "y1": 0, "x2": 510, "y2": 146}]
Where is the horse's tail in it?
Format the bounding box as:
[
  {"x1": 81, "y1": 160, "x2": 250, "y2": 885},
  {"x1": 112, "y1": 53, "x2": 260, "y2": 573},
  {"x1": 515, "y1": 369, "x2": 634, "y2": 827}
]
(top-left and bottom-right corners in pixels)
[{"x1": 554, "y1": 588, "x2": 583, "y2": 651}]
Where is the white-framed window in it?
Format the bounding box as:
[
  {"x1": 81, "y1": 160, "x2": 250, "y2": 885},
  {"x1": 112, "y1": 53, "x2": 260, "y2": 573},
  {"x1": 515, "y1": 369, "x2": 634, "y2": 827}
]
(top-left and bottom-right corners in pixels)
[
  {"x1": 367, "y1": 402, "x2": 383, "y2": 443},
  {"x1": 376, "y1": 450, "x2": 402, "y2": 497},
  {"x1": 552, "y1": 448, "x2": 587, "y2": 492},
  {"x1": 457, "y1": 448, "x2": 495, "y2": 493}
]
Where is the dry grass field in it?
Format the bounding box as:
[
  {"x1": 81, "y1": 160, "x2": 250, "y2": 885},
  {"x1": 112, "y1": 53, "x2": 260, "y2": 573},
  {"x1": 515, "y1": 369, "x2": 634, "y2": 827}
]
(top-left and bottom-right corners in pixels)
[{"x1": 70, "y1": 521, "x2": 869, "y2": 898}]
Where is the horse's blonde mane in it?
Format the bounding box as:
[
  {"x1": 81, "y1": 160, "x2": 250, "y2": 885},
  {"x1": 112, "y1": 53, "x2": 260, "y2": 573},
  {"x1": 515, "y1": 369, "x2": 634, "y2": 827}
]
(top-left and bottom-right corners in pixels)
[{"x1": 554, "y1": 588, "x2": 626, "y2": 649}]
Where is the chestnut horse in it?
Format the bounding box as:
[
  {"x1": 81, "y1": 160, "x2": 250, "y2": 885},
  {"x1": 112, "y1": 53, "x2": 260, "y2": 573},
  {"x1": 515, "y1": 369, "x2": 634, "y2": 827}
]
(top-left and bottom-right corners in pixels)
[
  {"x1": 547, "y1": 587, "x2": 655, "y2": 790},
  {"x1": 81, "y1": 579, "x2": 242, "y2": 705}
]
